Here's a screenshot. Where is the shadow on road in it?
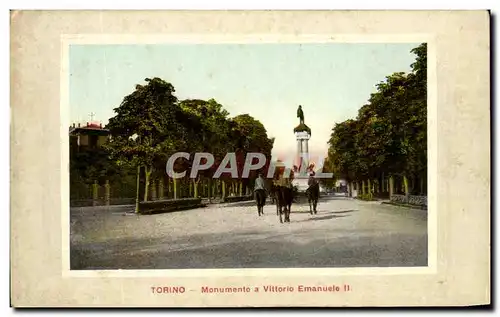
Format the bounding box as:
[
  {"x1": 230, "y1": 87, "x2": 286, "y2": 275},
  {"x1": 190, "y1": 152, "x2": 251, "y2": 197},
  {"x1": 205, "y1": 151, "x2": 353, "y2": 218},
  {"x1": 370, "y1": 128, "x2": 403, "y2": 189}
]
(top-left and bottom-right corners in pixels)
[
  {"x1": 329, "y1": 209, "x2": 358, "y2": 214},
  {"x1": 291, "y1": 209, "x2": 358, "y2": 215},
  {"x1": 297, "y1": 214, "x2": 351, "y2": 222}
]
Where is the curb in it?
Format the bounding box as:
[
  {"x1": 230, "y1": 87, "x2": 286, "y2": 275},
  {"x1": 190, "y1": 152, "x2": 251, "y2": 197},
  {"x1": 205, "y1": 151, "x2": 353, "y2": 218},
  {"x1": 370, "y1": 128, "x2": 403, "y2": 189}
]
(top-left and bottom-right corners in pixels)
[{"x1": 381, "y1": 201, "x2": 427, "y2": 210}]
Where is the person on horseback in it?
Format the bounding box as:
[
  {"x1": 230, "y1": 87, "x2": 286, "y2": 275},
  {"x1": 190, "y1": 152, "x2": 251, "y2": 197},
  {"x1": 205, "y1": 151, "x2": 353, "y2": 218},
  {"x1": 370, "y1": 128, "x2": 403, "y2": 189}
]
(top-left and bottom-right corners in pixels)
[
  {"x1": 274, "y1": 173, "x2": 292, "y2": 188},
  {"x1": 307, "y1": 171, "x2": 319, "y2": 214},
  {"x1": 308, "y1": 171, "x2": 318, "y2": 187}
]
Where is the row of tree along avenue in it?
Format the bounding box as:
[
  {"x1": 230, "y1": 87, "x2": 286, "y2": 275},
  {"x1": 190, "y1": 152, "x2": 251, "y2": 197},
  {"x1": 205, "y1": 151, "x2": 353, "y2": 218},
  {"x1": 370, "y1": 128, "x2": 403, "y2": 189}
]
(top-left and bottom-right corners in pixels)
[
  {"x1": 70, "y1": 78, "x2": 275, "y2": 206},
  {"x1": 324, "y1": 43, "x2": 427, "y2": 200}
]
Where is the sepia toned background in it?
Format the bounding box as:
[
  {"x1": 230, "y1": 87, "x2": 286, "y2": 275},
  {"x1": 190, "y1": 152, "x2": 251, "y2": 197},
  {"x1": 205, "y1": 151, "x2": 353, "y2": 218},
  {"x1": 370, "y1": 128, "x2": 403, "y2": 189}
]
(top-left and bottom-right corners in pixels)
[{"x1": 10, "y1": 10, "x2": 489, "y2": 307}]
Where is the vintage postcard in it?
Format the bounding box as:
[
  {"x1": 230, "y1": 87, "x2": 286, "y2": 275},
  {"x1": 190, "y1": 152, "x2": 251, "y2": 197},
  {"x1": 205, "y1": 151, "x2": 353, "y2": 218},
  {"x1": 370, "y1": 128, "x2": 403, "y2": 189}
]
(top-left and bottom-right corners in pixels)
[{"x1": 10, "y1": 10, "x2": 490, "y2": 307}]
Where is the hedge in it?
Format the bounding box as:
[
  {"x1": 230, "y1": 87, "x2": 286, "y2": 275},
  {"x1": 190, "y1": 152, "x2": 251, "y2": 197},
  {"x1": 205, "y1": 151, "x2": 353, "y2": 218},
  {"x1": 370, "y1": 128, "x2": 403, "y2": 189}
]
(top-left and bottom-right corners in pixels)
[
  {"x1": 222, "y1": 195, "x2": 254, "y2": 203},
  {"x1": 138, "y1": 198, "x2": 204, "y2": 215}
]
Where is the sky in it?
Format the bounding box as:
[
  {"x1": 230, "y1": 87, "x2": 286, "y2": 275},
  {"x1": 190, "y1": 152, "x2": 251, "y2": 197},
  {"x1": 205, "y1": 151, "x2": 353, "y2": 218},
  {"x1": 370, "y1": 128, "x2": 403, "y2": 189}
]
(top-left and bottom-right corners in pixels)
[{"x1": 69, "y1": 43, "x2": 420, "y2": 161}]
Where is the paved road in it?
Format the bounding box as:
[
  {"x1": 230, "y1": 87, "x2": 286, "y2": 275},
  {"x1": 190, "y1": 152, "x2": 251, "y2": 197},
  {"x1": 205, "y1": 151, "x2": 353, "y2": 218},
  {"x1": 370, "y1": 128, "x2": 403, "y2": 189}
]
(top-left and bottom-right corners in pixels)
[{"x1": 70, "y1": 196, "x2": 427, "y2": 270}]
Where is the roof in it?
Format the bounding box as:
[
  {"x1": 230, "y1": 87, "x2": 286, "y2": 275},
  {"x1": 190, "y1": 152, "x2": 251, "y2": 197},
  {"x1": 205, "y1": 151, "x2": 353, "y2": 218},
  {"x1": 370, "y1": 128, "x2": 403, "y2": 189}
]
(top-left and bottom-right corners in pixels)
[
  {"x1": 293, "y1": 123, "x2": 312, "y2": 135},
  {"x1": 69, "y1": 123, "x2": 110, "y2": 136}
]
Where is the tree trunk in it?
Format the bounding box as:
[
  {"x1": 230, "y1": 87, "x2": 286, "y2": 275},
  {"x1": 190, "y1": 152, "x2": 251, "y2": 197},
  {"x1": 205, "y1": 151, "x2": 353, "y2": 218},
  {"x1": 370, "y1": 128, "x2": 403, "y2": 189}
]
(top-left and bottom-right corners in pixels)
[
  {"x1": 104, "y1": 179, "x2": 110, "y2": 206},
  {"x1": 208, "y1": 178, "x2": 212, "y2": 203},
  {"x1": 158, "y1": 177, "x2": 164, "y2": 200},
  {"x1": 222, "y1": 180, "x2": 226, "y2": 199},
  {"x1": 92, "y1": 180, "x2": 99, "y2": 206},
  {"x1": 150, "y1": 179, "x2": 157, "y2": 201},
  {"x1": 143, "y1": 167, "x2": 148, "y2": 202},
  {"x1": 143, "y1": 166, "x2": 152, "y2": 202},
  {"x1": 193, "y1": 178, "x2": 198, "y2": 198},
  {"x1": 135, "y1": 166, "x2": 141, "y2": 213},
  {"x1": 167, "y1": 177, "x2": 170, "y2": 198},
  {"x1": 420, "y1": 176, "x2": 424, "y2": 195},
  {"x1": 389, "y1": 176, "x2": 394, "y2": 198},
  {"x1": 403, "y1": 175, "x2": 409, "y2": 201},
  {"x1": 173, "y1": 177, "x2": 178, "y2": 200}
]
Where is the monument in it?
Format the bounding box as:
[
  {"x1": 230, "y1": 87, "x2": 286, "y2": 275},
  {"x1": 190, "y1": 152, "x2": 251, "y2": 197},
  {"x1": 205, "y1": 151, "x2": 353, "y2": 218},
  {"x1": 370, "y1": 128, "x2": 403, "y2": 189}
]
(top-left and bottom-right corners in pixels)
[{"x1": 292, "y1": 105, "x2": 312, "y2": 193}]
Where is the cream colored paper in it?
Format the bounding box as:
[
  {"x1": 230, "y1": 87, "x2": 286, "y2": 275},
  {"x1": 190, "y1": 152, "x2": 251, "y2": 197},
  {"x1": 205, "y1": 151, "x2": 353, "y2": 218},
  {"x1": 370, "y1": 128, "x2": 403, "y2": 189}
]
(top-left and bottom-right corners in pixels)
[{"x1": 10, "y1": 10, "x2": 490, "y2": 307}]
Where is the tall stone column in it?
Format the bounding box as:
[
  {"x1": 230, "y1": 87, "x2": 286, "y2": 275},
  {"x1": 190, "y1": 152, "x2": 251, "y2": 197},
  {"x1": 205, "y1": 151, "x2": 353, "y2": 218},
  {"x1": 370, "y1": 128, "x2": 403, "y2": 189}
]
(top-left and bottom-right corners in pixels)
[
  {"x1": 296, "y1": 139, "x2": 302, "y2": 167},
  {"x1": 297, "y1": 139, "x2": 302, "y2": 153},
  {"x1": 303, "y1": 140, "x2": 309, "y2": 169}
]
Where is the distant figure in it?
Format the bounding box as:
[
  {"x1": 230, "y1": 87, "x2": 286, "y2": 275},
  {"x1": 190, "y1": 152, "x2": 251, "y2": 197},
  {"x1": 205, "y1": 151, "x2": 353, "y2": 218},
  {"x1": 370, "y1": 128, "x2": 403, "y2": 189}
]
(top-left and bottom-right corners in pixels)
[
  {"x1": 297, "y1": 105, "x2": 305, "y2": 125},
  {"x1": 254, "y1": 173, "x2": 267, "y2": 216}
]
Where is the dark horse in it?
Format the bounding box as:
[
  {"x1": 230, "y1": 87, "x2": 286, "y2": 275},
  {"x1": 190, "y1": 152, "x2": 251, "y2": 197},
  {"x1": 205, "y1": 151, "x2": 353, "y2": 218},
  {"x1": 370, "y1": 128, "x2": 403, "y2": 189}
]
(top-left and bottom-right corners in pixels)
[
  {"x1": 274, "y1": 185, "x2": 294, "y2": 223},
  {"x1": 270, "y1": 183, "x2": 281, "y2": 216},
  {"x1": 254, "y1": 189, "x2": 266, "y2": 216},
  {"x1": 269, "y1": 184, "x2": 278, "y2": 209},
  {"x1": 306, "y1": 183, "x2": 320, "y2": 215},
  {"x1": 269, "y1": 185, "x2": 277, "y2": 205}
]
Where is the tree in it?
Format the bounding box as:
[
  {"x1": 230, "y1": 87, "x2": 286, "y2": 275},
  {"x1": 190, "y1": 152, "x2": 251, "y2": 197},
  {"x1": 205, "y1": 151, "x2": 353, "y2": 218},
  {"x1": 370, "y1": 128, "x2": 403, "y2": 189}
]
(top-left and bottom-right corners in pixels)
[
  {"x1": 318, "y1": 156, "x2": 337, "y2": 190},
  {"x1": 231, "y1": 114, "x2": 275, "y2": 194},
  {"x1": 105, "y1": 77, "x2": 187, "y2": 202},
  {"x1": 179, "y1": 98, "x2": 233, "y2": 199},
  {"x1": 327, "y1": 119, "x2": 360, "y2": 181},
  {"x1": 104, "y1": 77, "x2": 277, "y2": 202},
  {"x1": 326, "y1": 43, "x2": 427, "y2": 197}
]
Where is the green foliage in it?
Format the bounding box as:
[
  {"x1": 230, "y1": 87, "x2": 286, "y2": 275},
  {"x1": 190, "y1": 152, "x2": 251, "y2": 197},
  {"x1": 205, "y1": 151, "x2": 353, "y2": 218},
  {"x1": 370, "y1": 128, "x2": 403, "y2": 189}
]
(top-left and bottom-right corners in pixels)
[
  {"x1": 327, "y1": 43, "x2": 427, "y2": 187},
  {"x1": 318, "y1": 156, "x2": 337, "y2": 189},
  {"x1": 74, "y1": 77, "x2": 275, "y2": 202},
  {"x1": 105, "y1": 77, "x2": 186, "y2": 169},
  {"x1": 231, "y1": 114, "x2": 275, "y2": 186}
]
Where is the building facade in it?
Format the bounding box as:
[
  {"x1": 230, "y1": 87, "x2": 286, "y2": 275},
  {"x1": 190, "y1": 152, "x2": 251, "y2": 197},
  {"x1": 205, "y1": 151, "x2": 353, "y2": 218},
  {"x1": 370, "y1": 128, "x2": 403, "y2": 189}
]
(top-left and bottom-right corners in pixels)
[{"x1": 69, "y1": 122, "x2": 110, "y2": 154}]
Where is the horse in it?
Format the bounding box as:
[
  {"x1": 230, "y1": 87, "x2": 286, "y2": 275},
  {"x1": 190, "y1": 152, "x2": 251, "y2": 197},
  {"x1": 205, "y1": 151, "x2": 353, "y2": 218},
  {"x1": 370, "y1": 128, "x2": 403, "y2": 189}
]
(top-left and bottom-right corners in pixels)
[
  {"x1": 254, "y1": 189, "x2": 266, "y2": 216},
  {"x1": 275, "y1": 185, "x2": 294, "y2": 223},
  {"x1": 269, "y1": 183, "x2": 278, "y2": 206},
  {"x1": 269, "y1": 183, "x2": 281, "y2": 215},
  {"x1": 306, "y1": 182, "x2": 320, "y2": 214}
]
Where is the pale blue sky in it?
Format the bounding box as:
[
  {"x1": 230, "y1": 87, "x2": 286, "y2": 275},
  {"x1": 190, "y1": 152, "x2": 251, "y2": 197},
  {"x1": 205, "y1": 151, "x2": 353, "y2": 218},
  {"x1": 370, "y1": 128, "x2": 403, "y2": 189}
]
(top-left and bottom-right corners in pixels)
[{"x1": 69, "y1": 43, "x2": 419, "y2": 160}]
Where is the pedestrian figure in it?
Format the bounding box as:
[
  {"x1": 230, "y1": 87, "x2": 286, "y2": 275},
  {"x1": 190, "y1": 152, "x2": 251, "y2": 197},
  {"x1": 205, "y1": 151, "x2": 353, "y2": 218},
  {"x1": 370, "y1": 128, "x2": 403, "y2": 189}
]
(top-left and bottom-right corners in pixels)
[{"x1": 254, "y1": 173, "x2": 267, "y2": 216}]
